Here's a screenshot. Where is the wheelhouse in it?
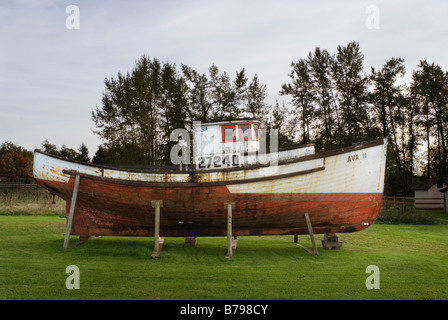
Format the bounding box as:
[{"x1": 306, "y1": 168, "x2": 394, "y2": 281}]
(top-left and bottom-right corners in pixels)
[{"x1": 194, "y1": 119, "x2": 262, "y2": 157}]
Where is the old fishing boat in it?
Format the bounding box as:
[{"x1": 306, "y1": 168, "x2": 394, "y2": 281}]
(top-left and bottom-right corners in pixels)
[{"x1": 33, "y1": 119, "x2": 387, "y2": 254}]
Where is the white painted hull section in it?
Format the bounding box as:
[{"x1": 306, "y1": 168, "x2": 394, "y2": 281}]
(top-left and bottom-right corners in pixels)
[
  {"x1": 33, "y1": 139, "x2": 386, "y2": 195},
  {"x1": 228, "y1": 142, "x2": 386, "y2": 194}
]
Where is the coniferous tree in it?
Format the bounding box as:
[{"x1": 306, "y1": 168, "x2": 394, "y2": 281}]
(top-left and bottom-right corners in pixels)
[
  {"x1": 410, "y1": 60, "x2": 448, "y2": 178},
  {"x1": 59, "y1": 145, "x2": 78, "y2": 160},
  {"x1": 331, "y1": 41, "x2": 369, "y2": 146},
  {"x1": 92, "y1": 56, "x2": 168, "y2": 165},
  {"x1": 268, "y1": 101, "x2": 295, "y2": 148},
  {"x1": 208, "y1": 65, "x2": 248, "y2": 120},
  {"x1": 307, "y1": 47, "x2": 337, "y2": 149},
  {"x1": 244, "y1": 74, "x2": 267, "y2": 119},
  {"x1": 41, "y1": 140, "x2": 59, "y2": 155},
  {"x1": 92, "y1": 55, "x2": 270, "y2": 165},
  {"x1": 75, "y1": 143, "x2": 90, "y2": 162},
  {"x1": 280, "y1": 58, "x2": 315, "y2": 144},
  {"x1": 92, "y1": 145, "x2": 109, "y2": 164},
  {"x1": 182, "y1": 64, "x2": 214, "y2": 122}
]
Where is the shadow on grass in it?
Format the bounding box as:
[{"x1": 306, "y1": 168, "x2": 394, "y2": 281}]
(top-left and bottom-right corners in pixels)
[{"x1": 48, "y1": 235, "x2": 328, "y2": 262}]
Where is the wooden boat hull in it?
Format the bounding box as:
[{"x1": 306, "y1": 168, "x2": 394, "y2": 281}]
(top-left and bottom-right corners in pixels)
[{"x1": 34, "y1": 139, "x2": 387, "y2": 237}]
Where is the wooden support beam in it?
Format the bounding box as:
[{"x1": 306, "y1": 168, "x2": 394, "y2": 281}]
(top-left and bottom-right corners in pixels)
[
  {"x1": 151, "y1": 237, "x2": 165, "y2": 258},
  {"x1": 70, "y1": 235, "x2": 101, "y2": 248},
  {"x1": 305, "y1": 213, "x2": 318, "y2": 256},
  {"x1": 224, "y1": 203, "x2": 235, "y2": 259},
  {"x1": 295, "y1": 213, "x2": 319, "y2": 256},
  {"x1": 151, "y1": 200, "x2": 163, "y2": 258},
  {"x1": 322, "y1": 233, "x2": 342, "y2": 250},
  {"x1": 73, "y1": 235, "x2": 90, "y2": 247},
  {"x1": 232, "y1": 236, "x2": 238, "y2": 252},
  {"x1": 185, "y1": 237, "x2": 197, "y2": 247},
  {"x1": 63, "y1": 175, "x2": 80, "y2": 249}
]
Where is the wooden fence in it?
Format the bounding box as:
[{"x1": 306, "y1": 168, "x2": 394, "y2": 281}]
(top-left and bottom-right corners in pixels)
[
  {"x1": 383, "y1": 196, "x2": 445, "y2": 210},
  {"x1": 414, "y1": 198, "x2": 445, "y2": 210},
  {"x1": 382, "y1": 196, "x2": 415, "y2": 209},
  {"x1": 0, "y1": 183, "x2": 40, "y2": 190}
]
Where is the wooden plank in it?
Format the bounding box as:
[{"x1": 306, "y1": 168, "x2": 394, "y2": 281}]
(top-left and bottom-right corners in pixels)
[
  {"x1": 225, "y1": 203, "x2": 235, "y2": 259},
  {"x1": 185, "y1": 237, "x2": 197, "y2": 247},
  {"x1": 151, "y1": 237, "x2": 164, "y2": 258},
  {"x1": 322, "y1": 233, "x2": 342, "y2": 250},
  {"x1": 73, "y1": 235, "x2": 91, "y2": 247},
  {"x1": 63, "y1": 175, "x2": 80, "y2": 249},
  {"x1": 305, "y1": 213, "x2": 318, "y2": 256},
  {"x1": 296, "y1": 213, "x2": 319, "y2": 256},
  {"x1": 232, "y1": 236, "x2": 238, "y2": 251},
  {"x1": 151, "y1": 200, "x2": 163, "y2": 258}
]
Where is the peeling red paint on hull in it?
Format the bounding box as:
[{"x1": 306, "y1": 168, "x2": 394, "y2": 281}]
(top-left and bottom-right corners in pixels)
[
  {"x1": 33, "y1": 139, "x2": 387, "y2": 239},
  {"x1": 36, "y1": 177, "x2": 382, "y2": 237}
]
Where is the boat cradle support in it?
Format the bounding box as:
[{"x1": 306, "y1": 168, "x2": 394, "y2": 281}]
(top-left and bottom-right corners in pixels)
[
  {"x1": 149, "y1": 201, "x2": 237, "y2": 259},
  {"x1": 224, "y1": 202, "x2": 238, "y2": 259},
  {"x1": 60, "y1": 176, "x2": 315, "y2": 257},
  {"x1": 62, "y1": 175, "x2": 100, "y2": 249},
  {"x1": 63, "y1": 175, "x2": 80, "y2": 249},
  {"x1": 150, "y1": 200, "x2": 164, "y2": 258},
  {"x1": 294, "y1": 213, "x2": 319, "y2": 256}
]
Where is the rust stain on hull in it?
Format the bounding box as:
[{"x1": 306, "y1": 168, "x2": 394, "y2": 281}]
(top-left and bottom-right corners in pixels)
[
  {"x1": 36, "y1": 176, "x2": 382, "y2": 238},
  {"x1": 33, "y1": 139, "x2": 387, "y2": 239}
]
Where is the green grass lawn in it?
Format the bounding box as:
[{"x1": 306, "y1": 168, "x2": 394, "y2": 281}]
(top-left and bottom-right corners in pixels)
[{"x1": 1, "y1": 212, "x2": 447, "y2": 300}]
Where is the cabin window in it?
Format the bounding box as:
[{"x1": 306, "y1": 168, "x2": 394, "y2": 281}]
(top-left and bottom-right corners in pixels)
[
  {"x1": 239, "y1": 124, "x2": 251, "y2": 141},
  {"x1": 222, "y1": 125, "x2": 236, "y2": 142},
  {"x1": 253, "y1": 124, "x2": 259, "y2": 140}
]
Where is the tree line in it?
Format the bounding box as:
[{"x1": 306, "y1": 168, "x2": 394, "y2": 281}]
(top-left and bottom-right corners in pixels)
[
  {"x1": 91, "y1": 55, "x2": 270, "y2": 165},
  {"x1": 0, "y1": 140, "x2": 90, "y2": 181},
  {"x1": 91, "y1": 41, "x2": 447, "y2": 196},
  {"x1": 279, "y1": 42, "x2": 447, "y2": 196},
  {"x1": 1, "y1": 41, "x2": 447, "y2": 196}
]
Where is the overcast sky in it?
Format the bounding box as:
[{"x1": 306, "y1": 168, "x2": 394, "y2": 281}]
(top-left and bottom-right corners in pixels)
[{"x1": 1, "y1": 0, "x2": 448, "y2": 157}]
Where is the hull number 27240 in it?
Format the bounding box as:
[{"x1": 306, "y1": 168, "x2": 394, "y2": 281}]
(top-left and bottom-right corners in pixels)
[{"x1": 196, "y1": 153, "x2": 241, "y2": 169}]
